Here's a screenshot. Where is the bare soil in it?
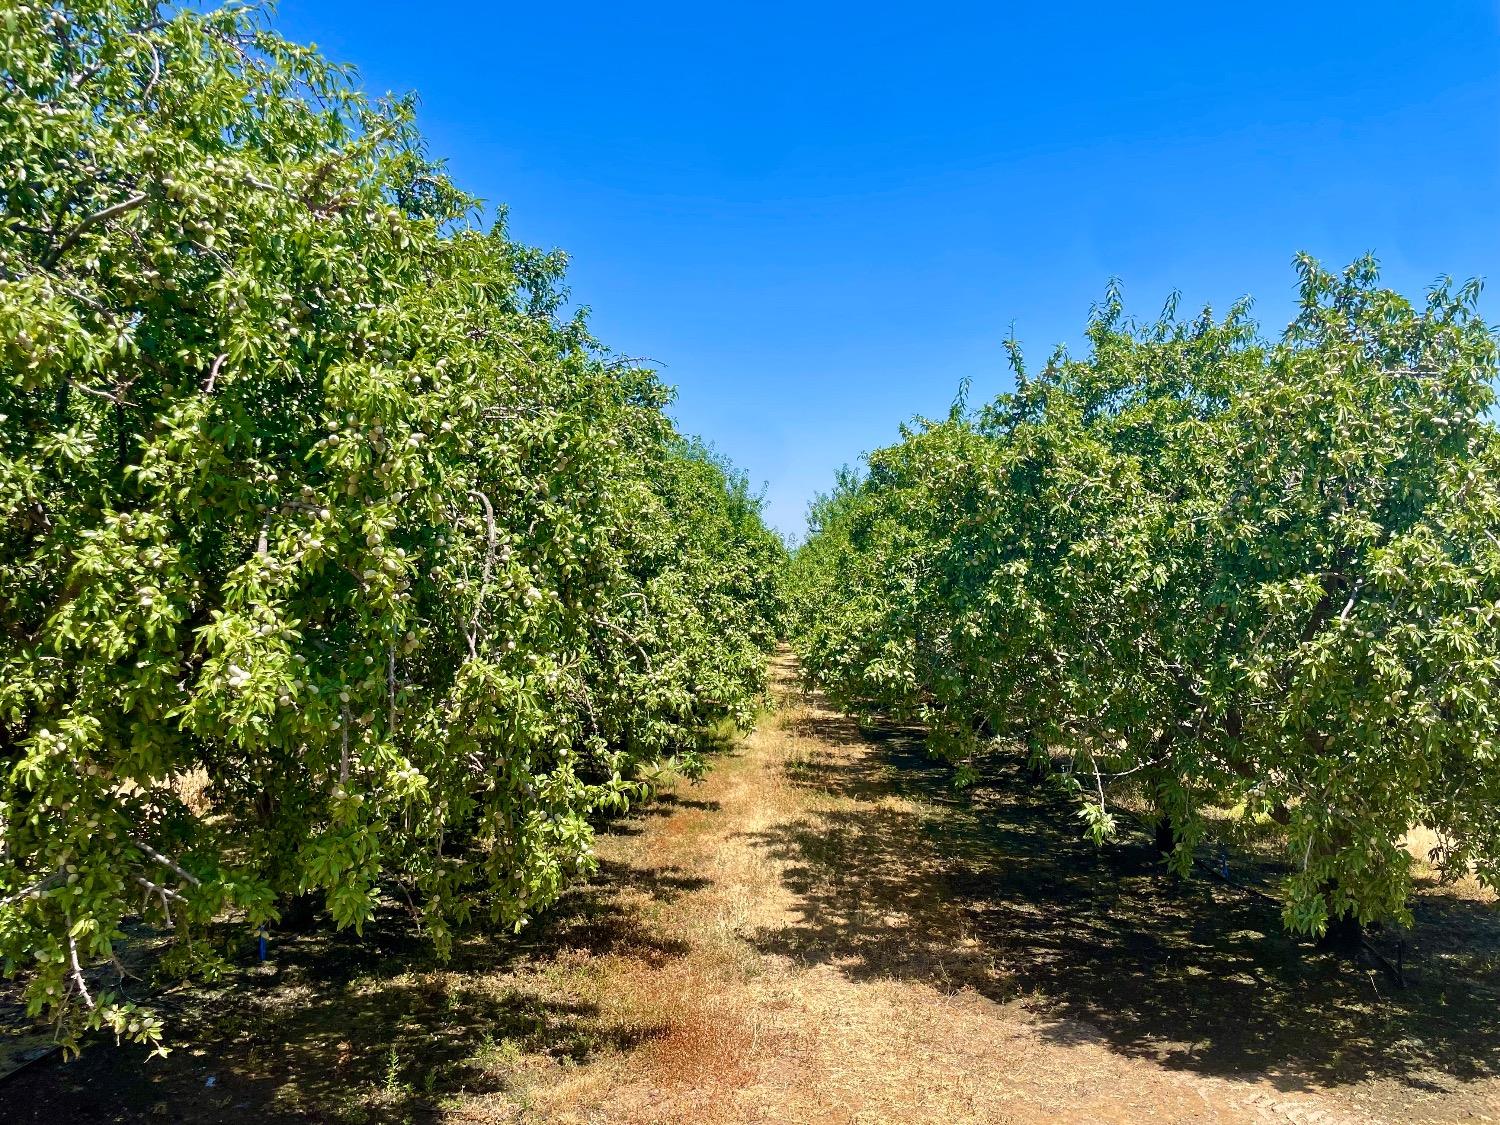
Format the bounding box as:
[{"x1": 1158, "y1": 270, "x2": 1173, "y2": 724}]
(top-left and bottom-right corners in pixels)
[{"x1": 5, "y1": 653, "x2": 1498, "y2": 1123}]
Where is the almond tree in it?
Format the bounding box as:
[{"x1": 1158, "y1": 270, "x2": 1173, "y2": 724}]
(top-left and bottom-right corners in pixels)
[
  {"x1": 790, "y1": 258, "x2": 1500, "y2": 940},
  {"x1": 0, "y1": 0, "x2": 783, "y2": 1051}
]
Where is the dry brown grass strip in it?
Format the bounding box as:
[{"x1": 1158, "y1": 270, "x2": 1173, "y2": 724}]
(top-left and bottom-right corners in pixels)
[{"x1": 514, "y1": 656, "x2": 1298, "y2": 1124}]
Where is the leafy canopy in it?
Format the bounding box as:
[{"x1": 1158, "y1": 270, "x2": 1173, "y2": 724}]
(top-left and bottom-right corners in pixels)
[
  {"x1": 0, "y1": 0, "x2": 784, "y2": 1052},
  {"x1": 789, "y1": 257, "x2": 1500, "y2": 937}
]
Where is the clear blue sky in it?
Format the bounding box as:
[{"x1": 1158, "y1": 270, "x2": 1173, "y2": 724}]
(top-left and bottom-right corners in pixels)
[{"x1": 270, "y1": 1, "x2": 1500, "y2": 539}]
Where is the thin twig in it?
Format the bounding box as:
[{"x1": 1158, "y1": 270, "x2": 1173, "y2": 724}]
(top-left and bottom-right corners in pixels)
[
  {"x1": 387, "y1": 648, "x2": 397, "y2": 735},
  {"x1": 110, "y1": 951, "x2": 138, "y2": 982},
  {"x1": 1094, "y1": 755, "x2": 1167, "y2": 781}
]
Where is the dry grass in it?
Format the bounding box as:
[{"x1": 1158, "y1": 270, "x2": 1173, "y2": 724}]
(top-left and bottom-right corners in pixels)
[
  {"x1": 467, "y1": 656, "x2": 1446, "y2": 1125},
  {"x1": 172, "y1": 767, "x2": 214, "y2": 816},
  {"x1": 9, "y1": 652, "x2": 1498, "y2": 1124},
  {"x1": 508, "y1": 655, "x2": 1497, "y2": 1125}
]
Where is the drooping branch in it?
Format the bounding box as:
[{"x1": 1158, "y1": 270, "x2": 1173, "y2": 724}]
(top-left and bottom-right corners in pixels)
[
  {"x1": 139, "y1": 38, "x2": 162, "y2": 101},
  {"x1": 133, "y1": 874, "x2": 185, "y2": 903},
  {"x1": 134, "y1": 874, "x2": 183, "y2": 927},
  {"x1": 66, "y1": 18, "x2": 168, "y2": 90},
  {"x1": 0, "y1": 870, "x2": 63, "y2": 908},
  {"x1": 592, "y1": 615, "x2": 653, "y2": 676}
]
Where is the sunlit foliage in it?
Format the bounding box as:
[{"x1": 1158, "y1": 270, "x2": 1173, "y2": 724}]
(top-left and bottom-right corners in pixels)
[
  {"x1": 790, "y1": 258, "x2": 1500, "y2": 940},
  {"x1": 0, "y1": 0, "x2": 783, "y2": 1051}
]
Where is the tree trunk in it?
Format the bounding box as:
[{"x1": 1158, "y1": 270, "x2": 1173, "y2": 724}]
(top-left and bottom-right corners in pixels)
[
  {"x1": 277, "y1": 891, "x2": 322, "y2": 933},
  {"x1": 1154, "y1": 814, "x2": 1175, "y2": 856},
  {"x1": 1317, "y1": 885, "x2": 1363, "y2": 952}
]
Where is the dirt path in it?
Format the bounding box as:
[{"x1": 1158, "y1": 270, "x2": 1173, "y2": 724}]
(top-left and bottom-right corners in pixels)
[
  {"x1": 484, "y1": 654, "x2": 1497, "y2": 1124},
  {"x1": 8, "y1": 653, "x2": 1498, "y2": 1123}
]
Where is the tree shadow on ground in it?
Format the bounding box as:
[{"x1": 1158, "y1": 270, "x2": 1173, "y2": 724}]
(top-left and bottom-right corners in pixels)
[
  {"x1": 753, "y1": 703, "x2": 1500, "y2": 1097},
  {"x1": 2, "y1": 799, "x2": 706, "y2": 1124},
  {"x1": 601, "y1": 790, "x2": 723, "y2": 836}
]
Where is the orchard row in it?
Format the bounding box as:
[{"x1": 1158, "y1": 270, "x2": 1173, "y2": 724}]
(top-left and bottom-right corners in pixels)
[
  {"x1": 789, "y1": 257, "x2": 1500, "y2": 940},
  {"x1": 0, "y1": 1, "x2": 783, "y2": 1050}
]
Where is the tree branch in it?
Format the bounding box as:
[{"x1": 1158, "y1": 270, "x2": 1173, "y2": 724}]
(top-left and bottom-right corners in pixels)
[
  {"x1": 67, "y1": 930, "x2": 95, "y2": 1011},
  {"x1": 1338, "y1": 578, "x2": 1364, "y2": 623},
  {"x1": 202, "y1": 353, "x2": 227, "y2": 394},
  {"x1": 134, "y1": 874, "x2": 185, "y2": 903},
  {"x1": 339, "y1": 705, "x2": 350, "y2": 784},
  {"x1": 45, "y1": 192, "x2": 148, "y2": 267},
  {"x1": 69, "y1": 380, "x2": 135, "y2": 407},
  {"x1": 387, "y1": 648, "x2": 397, "y2": 735},
  {"x1": 592, "y1": 616, "x2": 653, "y2": 675},
  {"x1": 131, "y1": 840, "x2": 200, "y2": 887},
  {"x1": 0, "y1": 871, "x2": 62, "y2": 908}
]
